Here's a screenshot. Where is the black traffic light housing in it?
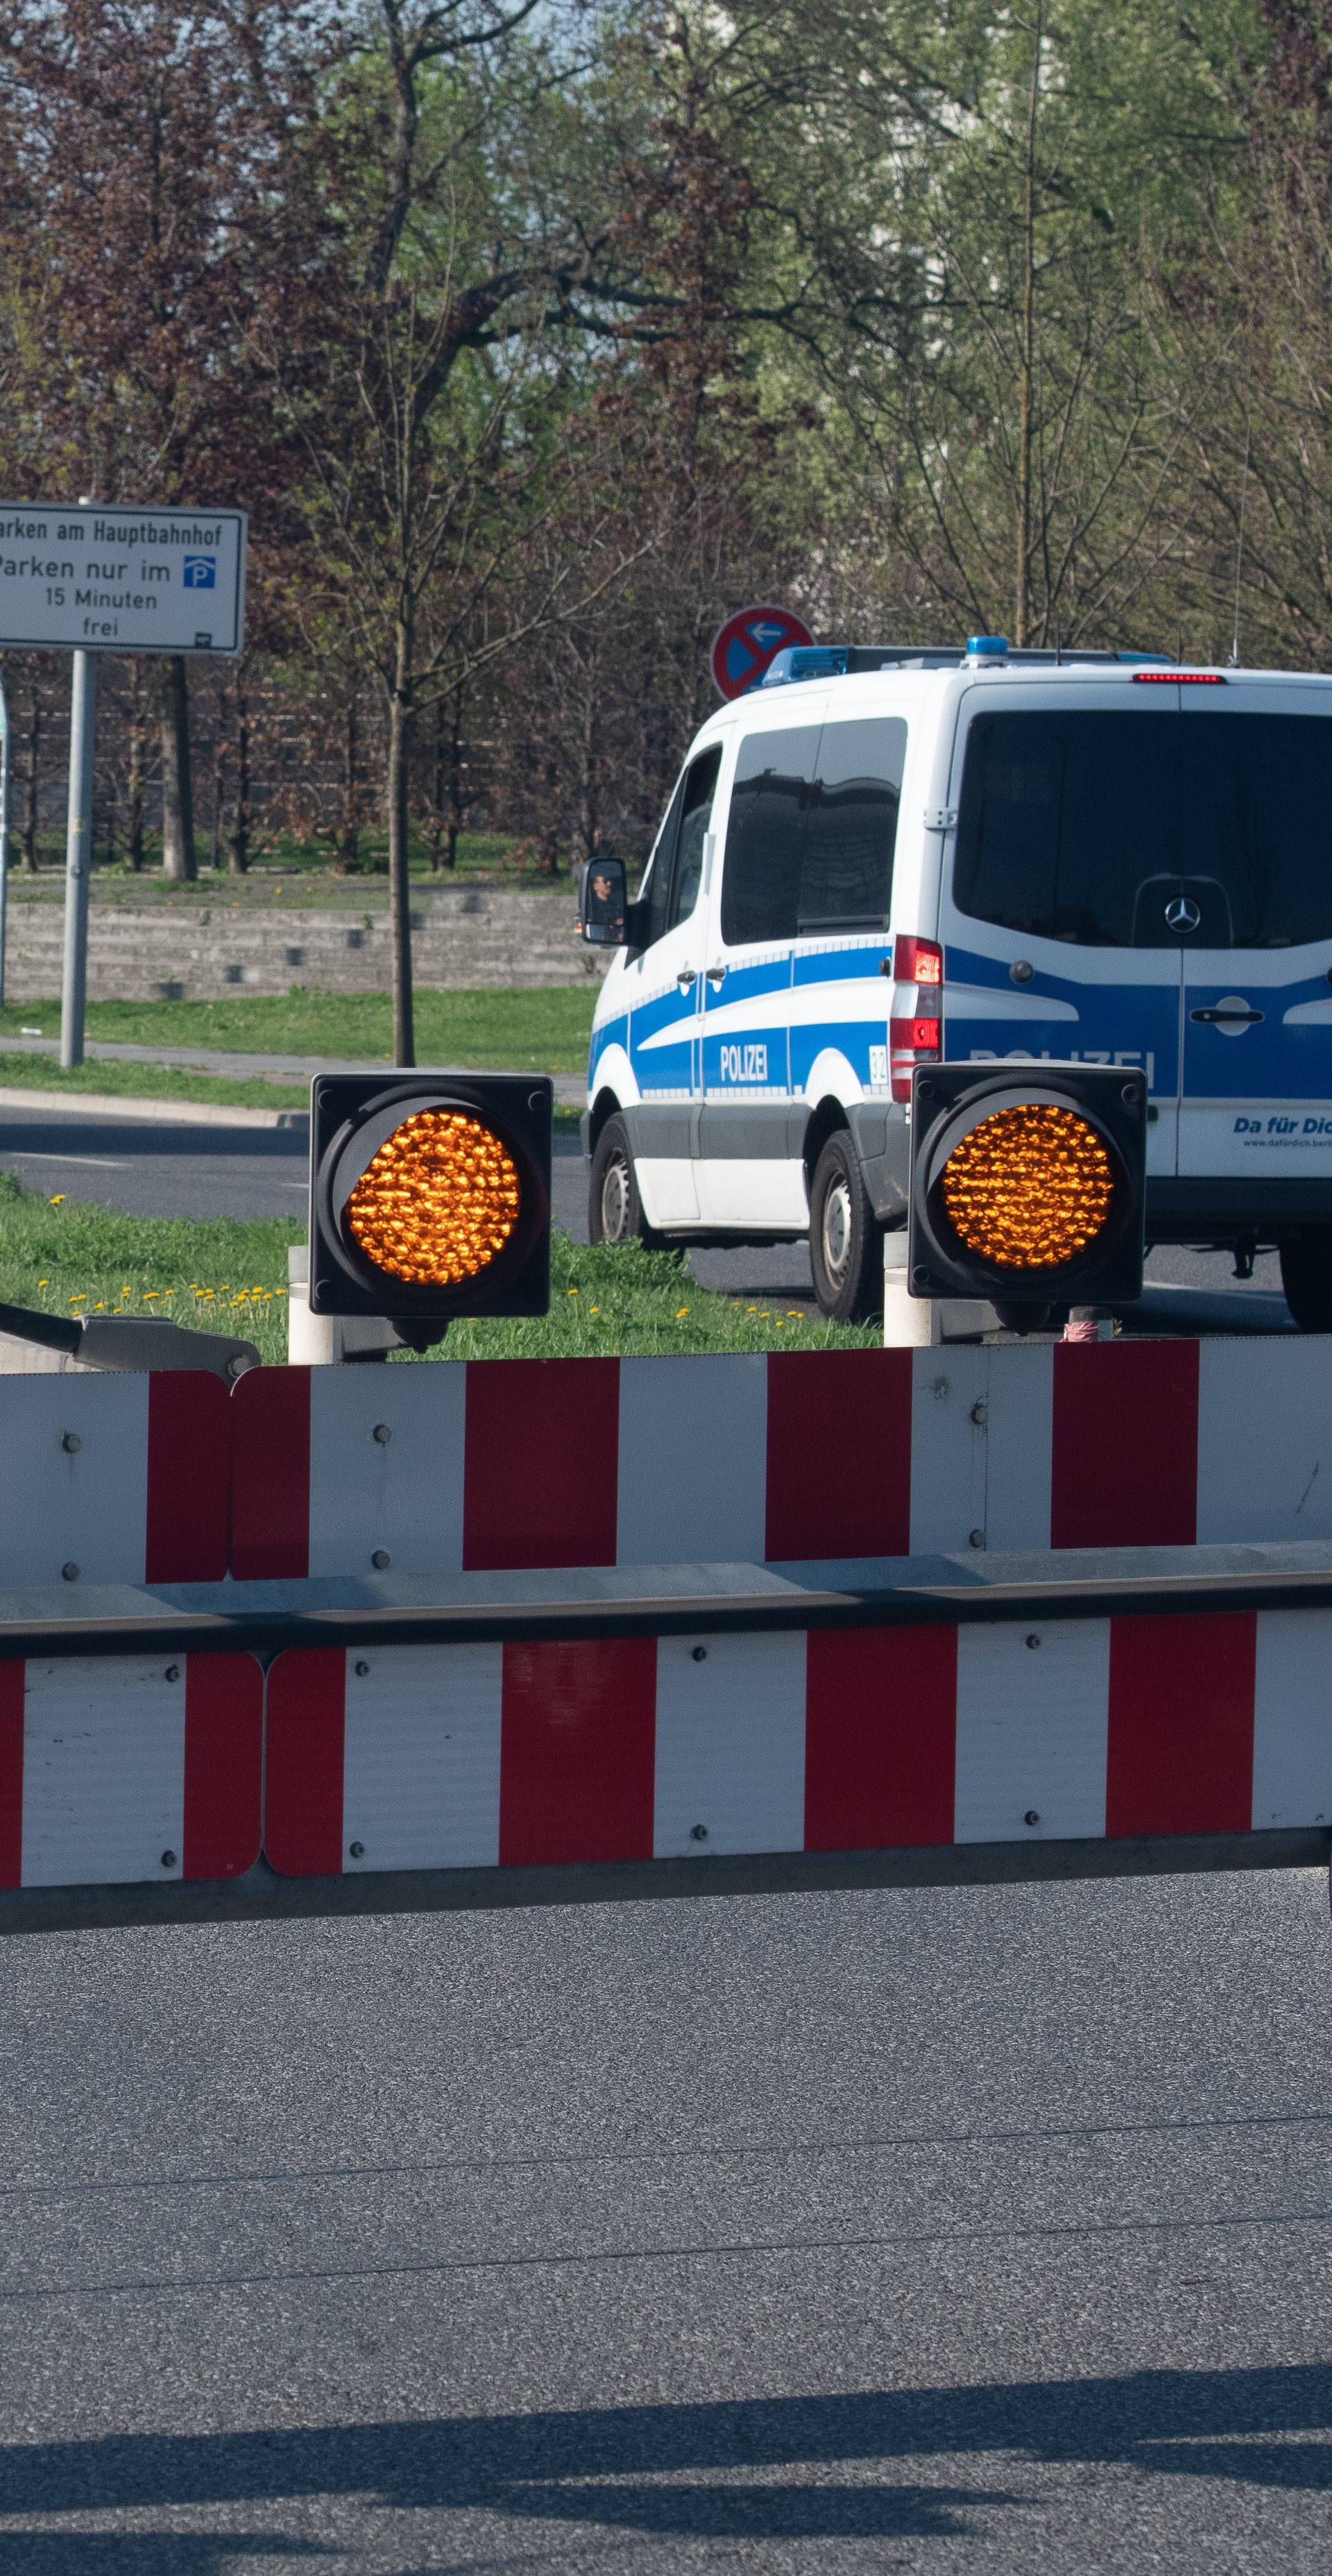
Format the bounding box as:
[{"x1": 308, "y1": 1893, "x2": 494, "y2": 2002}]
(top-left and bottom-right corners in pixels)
[
  {"x1": 309, "y1": 1071, "x2": 552, "y2": 1333},
  {"x1": 907, "y1": 1062, "x2": 1147, "y2": 1326}
]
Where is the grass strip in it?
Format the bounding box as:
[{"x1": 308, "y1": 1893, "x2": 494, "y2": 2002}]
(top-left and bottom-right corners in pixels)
[
  {"x1": 0, "y1": 1053, "x2": 313, "y2": 1113},
  {"x1": 0, "y1": 1051, "x2": 583, "y2": 1128},
  {"x1": 0, "y1": 985, "x2": 599, "y2": 1072},
  {"x1": 0, "y1": 1172, "x2": 870, "y2": 1366}
]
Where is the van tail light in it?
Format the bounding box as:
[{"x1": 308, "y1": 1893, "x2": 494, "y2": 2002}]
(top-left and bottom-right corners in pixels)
[
  {"x1": 894, "y1": 935, "x2": 943, "y2": 986},
  {"x1": 890, "y1": 1015, "x2": 941, "y2": 1103}
]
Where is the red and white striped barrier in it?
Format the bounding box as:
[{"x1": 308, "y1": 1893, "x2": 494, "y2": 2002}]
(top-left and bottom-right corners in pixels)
[
  {"x1": 0, "y1": 1651, "x2": 262, "y2": 1887},
  {"x1": 0, "y1": 1372, "x2": 230, "y2": 1588},
  {"x1": 229, "y1": 1339, "x2": 1332, "y2": 1583},
  {"x1": 263, "y1": 1609, "x2": 1331, "y2": 1878}
]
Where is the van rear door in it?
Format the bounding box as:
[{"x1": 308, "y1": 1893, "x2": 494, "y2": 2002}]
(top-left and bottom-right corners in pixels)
[
  {"x1": 940, "y1": 681, "x2": 1181, "y2": 1177},
  {"x1": 1177, "y1": 683, "x2": 1332, "y2": 1181}
]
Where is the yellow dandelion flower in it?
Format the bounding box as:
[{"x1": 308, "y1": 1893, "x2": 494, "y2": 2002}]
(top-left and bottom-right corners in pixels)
[
  {"x1": 49, "y1": 1194, "x2": 65, "y2": 1205},
  {"x1": 94, "y1": 1301, "x2": 106, "y2": 1311},
  {"x1": 37, "y1": 1278, "x2": 47, "y2": 1287},
  {"x1": 676, "y1": 1307, "x2": 690, "y2": 1318},
  {"x1": 144, "y1": 1291, "x2": 160, "y2": 1301}
]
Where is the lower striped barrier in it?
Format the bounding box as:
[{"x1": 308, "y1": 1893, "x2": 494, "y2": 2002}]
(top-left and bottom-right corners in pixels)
[
  {"x1": 0, "y1": 1555, "x2": 1326, "y2": 1933},
  {"x1": 0, "y1": 1652, "x2": 262, "y2": 1888},
  {"x1": 263, "y1": 1608, "x2": 1331, "y2": 1882}
]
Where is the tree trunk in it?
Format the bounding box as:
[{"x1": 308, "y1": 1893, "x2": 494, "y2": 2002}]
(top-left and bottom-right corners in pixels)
[
  {"x1": 429, "y1": 695, "x2": 445, "y2": 871},
  {"x1": 160, "y1": 655, "x2": 196, "y2": 880},
  {"x1": 126, "y1": 705, "x2": 145, "y2": 872},
  {"x1": 577, "y1": 679, "x2": 599, "y2": 858},
  {"x1": 1014, "y1": 3, "x2": 1043, "y2": 647},
  {"x1": 22, "y1": 690, "x2": 40, "y2": 872},
  {"x1": 386, "y1": 659, "x2": 415, "y2": 1066},
  {"x1": 446, "y1": 684, "x2": 464, "y2": 870},
  {"x1": 210, "y1": 709, "x2": 225, "y2": 870},
  {"x1": 227, "y1": 681, "x2": 250, "y2": 874},
  {"x1": 339, "y1": 699, "x2": 360, "y2": 872}
]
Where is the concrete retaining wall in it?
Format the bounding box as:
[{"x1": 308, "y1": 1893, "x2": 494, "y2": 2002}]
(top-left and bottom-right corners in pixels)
[{"x1": 3, "y1": 890, "x2": 611, "y2": 1000}]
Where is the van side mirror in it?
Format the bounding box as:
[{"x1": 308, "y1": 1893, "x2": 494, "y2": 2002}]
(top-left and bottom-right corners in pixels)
[{"x1": 577, "y1": 854, "x2": 629, "y2": 946}]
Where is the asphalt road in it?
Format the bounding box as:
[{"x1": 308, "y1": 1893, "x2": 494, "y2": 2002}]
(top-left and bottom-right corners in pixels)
[
  {"x1": 0, "y1": 1099, "x2": 1298, "y2": 1326},
  {"x1": 0, "y1": 1865, "x2": 1329, "y2": 2570}
]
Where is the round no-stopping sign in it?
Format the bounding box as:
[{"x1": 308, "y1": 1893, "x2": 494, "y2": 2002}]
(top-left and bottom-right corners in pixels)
[{"x1": 710, "y1": 604, "x2": 814, "y2": 701}]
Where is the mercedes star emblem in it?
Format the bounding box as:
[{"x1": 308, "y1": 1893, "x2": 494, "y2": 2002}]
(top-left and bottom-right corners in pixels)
[{"x1": 1165, "y1": 896, "x2": 1202, "y2": 933}]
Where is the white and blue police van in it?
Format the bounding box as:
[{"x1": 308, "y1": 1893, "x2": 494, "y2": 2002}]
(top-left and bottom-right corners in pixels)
[{"x1": 578, "y1": 636, "x2": 1332, "y2": 1327}]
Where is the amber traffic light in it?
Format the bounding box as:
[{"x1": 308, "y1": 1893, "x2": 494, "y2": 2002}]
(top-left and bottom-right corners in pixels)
[
  {"x1": 907, "y1": 1065, "x2": 1145, "y2": 1321},
  {"x1": 309, "y1": 1074, "x2": 552, "y2": 1328}
]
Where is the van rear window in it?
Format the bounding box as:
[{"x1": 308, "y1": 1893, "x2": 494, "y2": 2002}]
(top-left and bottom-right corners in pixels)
[{"x1": 953, "y1": 708, "x2": 1332, "y2": 949}]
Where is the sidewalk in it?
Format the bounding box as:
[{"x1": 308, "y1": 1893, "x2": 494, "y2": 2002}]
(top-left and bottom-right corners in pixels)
[{"x1": 0, "y1": 1033, "x2": 587, "y2": 1108}]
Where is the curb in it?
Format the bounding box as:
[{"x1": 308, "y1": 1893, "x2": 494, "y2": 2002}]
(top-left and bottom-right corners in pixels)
[{"x1": 0, "y1": 1085, "x2": 307, "y2": 1130}]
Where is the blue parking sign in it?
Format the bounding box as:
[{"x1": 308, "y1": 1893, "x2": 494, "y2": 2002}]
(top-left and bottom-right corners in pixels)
[{"x1": 183, "y1": 554, "x2": 216, "y2": 588}]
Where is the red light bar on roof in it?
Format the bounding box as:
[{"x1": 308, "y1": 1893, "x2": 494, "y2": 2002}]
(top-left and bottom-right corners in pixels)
[{"x1": 1132, "y1": 670, "x2": 1227, "y2": 685}]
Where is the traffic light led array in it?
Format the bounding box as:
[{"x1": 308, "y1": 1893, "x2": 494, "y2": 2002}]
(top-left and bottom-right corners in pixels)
[
  {"x1": 907, "y1": 1062, "x2": 1147, "y2": 1322},
  {"x1": 309, "y1": 1073, "x2": 552, "y2": 1331}
]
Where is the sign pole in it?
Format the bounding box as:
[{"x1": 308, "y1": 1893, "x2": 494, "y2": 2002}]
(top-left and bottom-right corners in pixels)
[
  {"x1": 0, "y1": 662, "x2": 9, "y2": 1010},
  {"x1": 60, "y1": 645, "x2": 96, "y2": 1068},
  {"x1": 60, "y1": 499, "x2": 100, "y2": 1069}
]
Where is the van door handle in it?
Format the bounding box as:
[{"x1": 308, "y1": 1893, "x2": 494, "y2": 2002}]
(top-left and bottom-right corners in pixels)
[
  {"x1": 1190, "y1": 1006, "x2": 1263, "y2": 1026},
  {"x1": 676, "y1": 968, "x2": 697, "y2": 988},
  {"x1": 706, "y1": 965, "x2": 726, "y2": 985}
]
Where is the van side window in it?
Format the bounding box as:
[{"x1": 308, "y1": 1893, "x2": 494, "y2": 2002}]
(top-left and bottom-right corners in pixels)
[
  {"x1": 722, "y1": 718, "x2": 905, "y2": 945},
  {"x1": 639, "y1": 747, "x2": 722, "y2": 951},
  {"x1": 722, "y1": 725, "x2": 821, "y2": 945},
  {"x1": 799, "y1": 717, "x2": 906, "y2": 933},
  {"x1": 668, "y1": 748, "x2": 722, "y2": 929},
  {"x1": 640, "y1": 772, "x2": 688, "y2": 950}
]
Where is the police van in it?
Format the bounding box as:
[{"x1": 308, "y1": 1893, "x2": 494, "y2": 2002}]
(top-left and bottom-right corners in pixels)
[{"x1": 578, "y1": 636, "x2": 1332, "y2": 1328}]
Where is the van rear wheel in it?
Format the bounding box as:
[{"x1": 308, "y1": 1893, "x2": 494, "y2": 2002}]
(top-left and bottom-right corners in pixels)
[
  {"x1": 809, "y1": 1130, "x2": 882, "y2": 1323},
  {"x1": 1279, "y1": 1230, "x2": 1332, "y2": 1331},
  {"x1": 589, "y1": 1113, "x2": 661, "y2": 1249}
]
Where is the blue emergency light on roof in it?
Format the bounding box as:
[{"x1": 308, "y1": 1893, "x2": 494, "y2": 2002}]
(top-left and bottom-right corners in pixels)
[
  {"x1": 760, "y1": 645, "x2": 849, "y2": 688},
  {"x1": 965, "y1": 634, "x2": 1009, "y2": 663}
]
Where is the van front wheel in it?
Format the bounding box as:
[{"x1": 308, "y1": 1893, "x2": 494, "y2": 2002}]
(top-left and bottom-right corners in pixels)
[
  {"x1": 589, "y1": 1114, "x2": 661, "y2": 1249},
  {"x1": 809, "y1": 1130, "x2": 882, "y2": 1323},
  {"x1": 1279, "y1": 1230, "x2": 1332, "y2": 1331}
]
